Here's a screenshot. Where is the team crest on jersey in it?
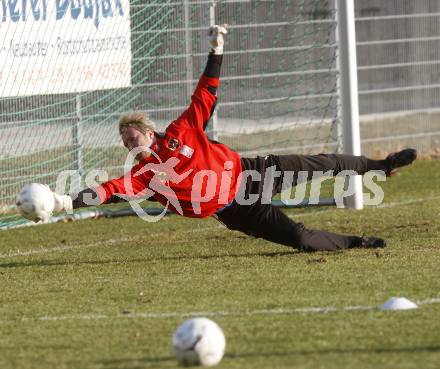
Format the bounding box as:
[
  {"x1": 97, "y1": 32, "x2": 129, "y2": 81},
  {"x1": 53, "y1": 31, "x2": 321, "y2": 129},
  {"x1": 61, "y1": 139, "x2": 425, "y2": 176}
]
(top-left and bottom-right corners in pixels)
[{"x1": 167, "y1": 138, "x2": 179, "y2": 151}]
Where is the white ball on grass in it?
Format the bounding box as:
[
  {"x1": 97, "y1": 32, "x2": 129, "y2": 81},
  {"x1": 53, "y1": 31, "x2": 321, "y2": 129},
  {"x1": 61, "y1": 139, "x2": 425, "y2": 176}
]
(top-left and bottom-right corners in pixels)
[
  {"x1": 16, "y1": 183, "x2": 55, "y2": 222},
  {"x1": 173, "y1": 317, "x2": 226, "y2": 367}
]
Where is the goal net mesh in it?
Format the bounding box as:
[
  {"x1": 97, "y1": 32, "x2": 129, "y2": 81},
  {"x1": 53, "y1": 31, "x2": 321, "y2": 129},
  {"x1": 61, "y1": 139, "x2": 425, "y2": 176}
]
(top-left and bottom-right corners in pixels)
[{"x1": 0, "y1": 0, "x2": 340, "y2": 229}]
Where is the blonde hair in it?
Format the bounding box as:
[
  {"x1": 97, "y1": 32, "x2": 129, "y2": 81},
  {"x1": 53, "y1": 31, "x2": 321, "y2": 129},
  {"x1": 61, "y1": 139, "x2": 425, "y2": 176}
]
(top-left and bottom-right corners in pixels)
[{"x1": 119, "y1": 111, "x2": 156, "y2": 136}]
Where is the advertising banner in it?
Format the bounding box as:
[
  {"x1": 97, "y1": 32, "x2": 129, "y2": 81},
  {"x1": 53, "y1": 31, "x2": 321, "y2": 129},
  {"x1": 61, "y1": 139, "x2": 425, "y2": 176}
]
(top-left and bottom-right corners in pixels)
[{"x1": 0, "y1": 0, "x2": 132, "y2": 96}]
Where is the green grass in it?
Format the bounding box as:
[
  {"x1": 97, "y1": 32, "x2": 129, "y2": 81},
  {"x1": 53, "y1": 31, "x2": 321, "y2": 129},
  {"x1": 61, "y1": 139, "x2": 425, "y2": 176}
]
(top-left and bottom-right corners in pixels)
[{"x1": 0, "y1": 160, "x2": 439, "y2": 369}]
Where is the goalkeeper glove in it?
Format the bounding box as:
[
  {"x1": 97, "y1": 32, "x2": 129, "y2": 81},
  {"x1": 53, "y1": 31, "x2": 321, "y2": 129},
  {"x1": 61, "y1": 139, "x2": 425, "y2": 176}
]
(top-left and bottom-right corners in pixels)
[
  {"x1": 208, "y1": 24, "x2": 228, "y2": 55},
  {"x1": 53, "y1": 192, "x2": 73, "y2": 214}
]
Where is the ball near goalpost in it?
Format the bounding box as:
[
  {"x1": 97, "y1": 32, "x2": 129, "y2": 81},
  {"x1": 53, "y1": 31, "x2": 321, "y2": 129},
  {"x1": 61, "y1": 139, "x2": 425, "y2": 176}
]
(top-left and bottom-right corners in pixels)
[{"x1": 173, "y1": 317, "x2": 226, "y2": 367}]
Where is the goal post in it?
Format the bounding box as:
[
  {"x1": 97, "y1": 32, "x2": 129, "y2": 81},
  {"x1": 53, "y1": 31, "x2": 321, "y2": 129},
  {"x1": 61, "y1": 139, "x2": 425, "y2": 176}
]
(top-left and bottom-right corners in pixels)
[{"x1": 335, "y1": 0, "x2": 363, "y2": 210}]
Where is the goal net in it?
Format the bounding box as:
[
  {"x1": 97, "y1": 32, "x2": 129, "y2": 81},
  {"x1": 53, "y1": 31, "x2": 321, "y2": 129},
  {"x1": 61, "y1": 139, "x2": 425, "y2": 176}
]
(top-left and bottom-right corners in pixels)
[{"x1": 0, "y1": 0, "x2": 342, "y2": 229}]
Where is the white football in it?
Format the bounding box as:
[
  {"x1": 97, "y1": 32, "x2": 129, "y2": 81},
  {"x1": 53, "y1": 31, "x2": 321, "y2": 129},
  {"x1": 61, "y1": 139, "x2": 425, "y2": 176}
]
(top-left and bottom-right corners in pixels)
[
  {"x1": 173, "y1": 318, "x2": 226, "y2": 367},
  {"x1": 16, "y1": 183, "x2": 55, "y2": 222}
]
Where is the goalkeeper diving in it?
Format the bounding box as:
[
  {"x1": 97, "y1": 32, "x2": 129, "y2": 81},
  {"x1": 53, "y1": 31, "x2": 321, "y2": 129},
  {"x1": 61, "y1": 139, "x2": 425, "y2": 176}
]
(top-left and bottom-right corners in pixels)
[{"x1": 18, "y1": 25, "x2": 417, "y2": 252}]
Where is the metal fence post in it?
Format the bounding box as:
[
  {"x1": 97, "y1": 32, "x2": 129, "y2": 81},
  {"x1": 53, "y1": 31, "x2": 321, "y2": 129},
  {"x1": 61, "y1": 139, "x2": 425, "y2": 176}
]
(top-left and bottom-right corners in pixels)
[
  {"x1": 184, "y1": 0, "x2": 194, "y2": 100},
  {"x1": 208, "y1": 0, "x2": 218, "y2": 141},
  {"x1": 73, "y1": 93, "x2": 83, "y2": 192}
]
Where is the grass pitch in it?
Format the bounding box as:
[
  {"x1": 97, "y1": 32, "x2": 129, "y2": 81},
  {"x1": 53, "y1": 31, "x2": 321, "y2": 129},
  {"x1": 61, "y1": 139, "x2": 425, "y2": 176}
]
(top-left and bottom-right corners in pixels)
[{"x1": 0, "y1": 160, "x2": 439, "y2": 369}]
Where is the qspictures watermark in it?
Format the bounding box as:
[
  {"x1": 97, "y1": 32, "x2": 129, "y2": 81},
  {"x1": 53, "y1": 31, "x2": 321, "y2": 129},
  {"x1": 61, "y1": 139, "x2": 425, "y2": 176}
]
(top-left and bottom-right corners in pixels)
[{"x1": 55, "y1": 150, "x2": 387, "y2": 222}]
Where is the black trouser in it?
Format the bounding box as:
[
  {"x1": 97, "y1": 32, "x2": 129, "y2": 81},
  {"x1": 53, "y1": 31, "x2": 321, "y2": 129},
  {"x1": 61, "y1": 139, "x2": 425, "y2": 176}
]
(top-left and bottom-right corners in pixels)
[{"x1": 216, "y1": 154, "x2": 384, "y2": 252}]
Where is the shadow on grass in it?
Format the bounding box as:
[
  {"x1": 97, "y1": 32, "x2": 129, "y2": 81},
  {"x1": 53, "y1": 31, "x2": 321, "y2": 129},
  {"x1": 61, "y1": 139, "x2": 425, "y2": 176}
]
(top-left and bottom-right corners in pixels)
[
  {"x1": 98, "y1": 346, "x2": 440, "y2": 368},
  {"x1": 0, "y1": 250, "x2": 298, "y2": 269},
  {"x1": 226, "y1": 345, "x2": 440, "y2": 358}
]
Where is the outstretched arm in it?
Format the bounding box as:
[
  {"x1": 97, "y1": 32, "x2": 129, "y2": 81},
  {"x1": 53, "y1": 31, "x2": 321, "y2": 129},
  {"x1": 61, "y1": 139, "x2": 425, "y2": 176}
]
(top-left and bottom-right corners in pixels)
[
  {"x1": 71, "y1": 163, "x2": 151, "y2": 209},
  {"x1": 168, "y1": 25, "x2": 227, "y2": 132},
  {"x1": 17, "y1": 164, "x2": 153, "y2": 222}
]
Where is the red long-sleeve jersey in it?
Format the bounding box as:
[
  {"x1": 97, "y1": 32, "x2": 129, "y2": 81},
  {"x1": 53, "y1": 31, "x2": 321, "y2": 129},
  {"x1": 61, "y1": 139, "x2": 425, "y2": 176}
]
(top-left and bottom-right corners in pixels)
[{"x1": 95, "y1": 74, "x2": 242, "y2": 218}]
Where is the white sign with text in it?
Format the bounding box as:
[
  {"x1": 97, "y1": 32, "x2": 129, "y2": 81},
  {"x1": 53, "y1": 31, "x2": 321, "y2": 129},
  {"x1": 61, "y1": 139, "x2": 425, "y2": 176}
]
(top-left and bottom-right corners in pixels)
[{"x1": 0, "y1": 0, "x2": 131, "y2": 96}]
